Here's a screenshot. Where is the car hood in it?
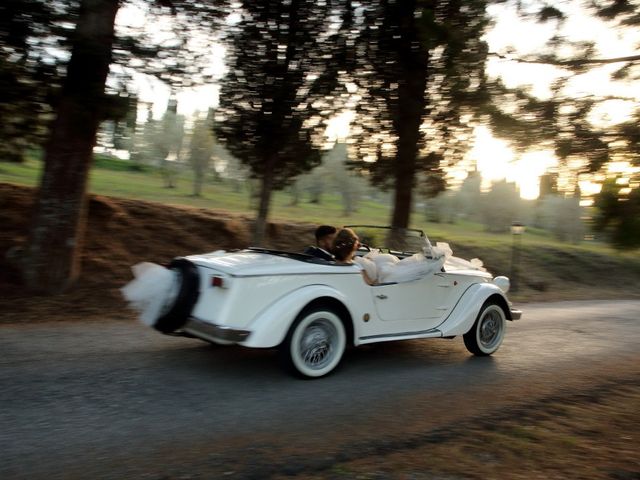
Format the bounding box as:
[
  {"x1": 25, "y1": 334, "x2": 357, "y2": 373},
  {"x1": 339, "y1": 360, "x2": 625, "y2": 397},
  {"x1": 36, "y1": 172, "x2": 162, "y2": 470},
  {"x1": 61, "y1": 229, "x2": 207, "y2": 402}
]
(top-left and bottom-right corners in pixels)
[{"x1": 186, "y1": 251, "x2": 356, "y2": 277}]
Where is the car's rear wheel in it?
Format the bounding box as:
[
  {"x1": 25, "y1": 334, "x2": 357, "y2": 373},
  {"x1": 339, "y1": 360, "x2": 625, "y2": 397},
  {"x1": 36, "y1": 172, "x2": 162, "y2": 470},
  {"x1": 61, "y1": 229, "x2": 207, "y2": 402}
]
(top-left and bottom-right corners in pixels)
[
  {"x1": 463, "y1": 301, "x2": 506, "y2": 356},
  {"x1": 154, "y1": 258, "x2": 200, "y2": 334},
  {"x1": 280, "y1": 307, "x2": 346, "y2": 378}
]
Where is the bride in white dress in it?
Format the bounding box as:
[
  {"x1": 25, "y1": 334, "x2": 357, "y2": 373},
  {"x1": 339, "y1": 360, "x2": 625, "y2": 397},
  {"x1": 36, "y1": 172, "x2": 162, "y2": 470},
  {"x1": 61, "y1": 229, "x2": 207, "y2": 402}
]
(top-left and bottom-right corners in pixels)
[{"x1": 354, "y1": 241, "x2": 485, "y2": 284}]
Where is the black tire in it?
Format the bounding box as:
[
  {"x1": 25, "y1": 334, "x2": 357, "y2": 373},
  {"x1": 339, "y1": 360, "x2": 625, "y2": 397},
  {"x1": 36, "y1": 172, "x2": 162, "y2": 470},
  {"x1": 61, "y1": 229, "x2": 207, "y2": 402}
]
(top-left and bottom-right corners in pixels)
[
  {"x1": 463, "y1": 300, "x2": 506, "y2": 356},
  {"x1": 279, "y1": 306, "x2": 347, "y2": 379},
  {"x1": 154, "y1": 258, "x2": 200, "y2": 334}
]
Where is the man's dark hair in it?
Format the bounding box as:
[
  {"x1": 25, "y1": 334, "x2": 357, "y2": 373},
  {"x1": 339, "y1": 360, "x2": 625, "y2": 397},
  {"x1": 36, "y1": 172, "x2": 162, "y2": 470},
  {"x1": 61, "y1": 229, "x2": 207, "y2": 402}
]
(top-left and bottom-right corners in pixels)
[{"x1": 315, "y1": 225, "x2": 337, "y2": 242}]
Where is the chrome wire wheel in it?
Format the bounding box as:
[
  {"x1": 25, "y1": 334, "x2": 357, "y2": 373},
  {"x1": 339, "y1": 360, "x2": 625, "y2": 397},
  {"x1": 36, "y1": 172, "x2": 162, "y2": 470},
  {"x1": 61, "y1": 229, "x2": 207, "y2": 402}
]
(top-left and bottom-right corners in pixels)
[
  {"x1": 463, "y1": 302, "x2": 506, "y2": 356},
  {"x1": 299, "y1": 320, "x2": 336, "y2": 368},
  {"x1": 478, "y1": 307, "x2": 503, "y2": 350},
  {"x1": 284, "y1": 309, "x2": 346, "y2": 378}
]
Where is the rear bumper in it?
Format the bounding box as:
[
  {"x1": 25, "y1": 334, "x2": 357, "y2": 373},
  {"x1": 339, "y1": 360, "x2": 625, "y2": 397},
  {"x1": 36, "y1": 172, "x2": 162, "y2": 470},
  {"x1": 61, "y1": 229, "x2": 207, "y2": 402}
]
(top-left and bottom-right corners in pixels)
[
  {"x1": 510, "y1": 309, "x2": 523, "y2": 320},
  {"x1": 183, "y1": 316, "x2": 251, "y2": 343}
]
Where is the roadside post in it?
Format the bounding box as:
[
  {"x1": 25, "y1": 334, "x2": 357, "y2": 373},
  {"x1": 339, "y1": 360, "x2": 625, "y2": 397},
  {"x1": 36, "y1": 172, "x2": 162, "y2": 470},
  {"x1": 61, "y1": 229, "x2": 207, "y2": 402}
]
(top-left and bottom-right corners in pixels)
[{"x1": 510, "y1": 221, "x2": 525, "y2": 293}]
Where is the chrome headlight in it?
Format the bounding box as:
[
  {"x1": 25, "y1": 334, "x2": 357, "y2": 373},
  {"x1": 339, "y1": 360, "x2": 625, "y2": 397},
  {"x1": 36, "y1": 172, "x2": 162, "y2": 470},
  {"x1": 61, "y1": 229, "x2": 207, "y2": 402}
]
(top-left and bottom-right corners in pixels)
[{"x1": 493, "y1": 276, "x2": 510, "y2": 293}]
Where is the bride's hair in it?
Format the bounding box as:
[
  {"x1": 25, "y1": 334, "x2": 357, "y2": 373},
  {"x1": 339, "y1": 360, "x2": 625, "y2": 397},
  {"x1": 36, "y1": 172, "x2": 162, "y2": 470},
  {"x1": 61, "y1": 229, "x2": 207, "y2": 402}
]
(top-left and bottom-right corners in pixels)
[{"x1": 332, "y1": 228, "x2": 358, "y2": 261}]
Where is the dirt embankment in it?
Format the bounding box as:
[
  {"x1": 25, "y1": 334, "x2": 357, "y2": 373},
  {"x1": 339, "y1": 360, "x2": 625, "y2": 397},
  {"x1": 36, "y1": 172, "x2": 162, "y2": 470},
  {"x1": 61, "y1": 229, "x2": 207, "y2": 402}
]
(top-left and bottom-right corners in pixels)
[{"x1": 0, "y1": 183, "x2": 317, "y2": 323}]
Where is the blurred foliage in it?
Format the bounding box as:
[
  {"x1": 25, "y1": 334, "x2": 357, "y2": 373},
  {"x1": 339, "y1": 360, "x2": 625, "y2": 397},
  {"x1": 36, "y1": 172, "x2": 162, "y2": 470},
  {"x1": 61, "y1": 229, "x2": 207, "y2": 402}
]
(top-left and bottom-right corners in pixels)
[
  {"x1": 128, "y1": 99, "x2": 186, "y2": 188},
  {"x1": 112, "y1": 1, "x2": 229, "y2": 88},
  {"x1": 1, "y1": 0, "x2": 638, "y2": 254},
  {"x1": 593, "y1": 178, "x2": 640, "y2": 249},
  {"x1": 479, "y1": 180, "x2": 524, "y2": 233},
  {"x1": 214, "y1": 0, "x2": 349, "y2": 240},
  {"x1": 155, "y1": 99, "x2": 185, "y2": 188},
  {"x1": 425, "y1": 175, "x2": 586, "y2": 243},
  {"x1": 289, "y1": 142, "x2": 372, "y2": 216},
  {"x1": 487, "y1": 0, "x2": 640, "y2": 175},
  {"x1": 536, "y1": 194, "x2": 585, "y2": 244},
  {"x1": 187, "y1": 109, "x2": 216, "y2": 196},
  {"x1": 0, "y1": 0, "x2": 71, "y2": 162},
  {"x1": 348, "y1": 0, "x2": 491, "y2": 184},
  {"x1": 488, "y1": 0, "x2": 639, "y2": 249},
  {"x1": 337, "y1": 0, "x2": 638, "y2": 232},
  {"x1": 0, "y1": 0, "x2": 229, "y2": 163},
  {"x1": 215, "y1": 0, "x2": 346, "y2": 187},
  {"x1": 345, "y1": 0, "x2": 494, "y2": 228},
  {"x1": 212, "y1": 143, "x2": 250, "y2": 193},
  {"x1": 100, "y1": 96, "x2": 138, "y2": 150},
  {"x1": 93, "y1": 154, "x2": 151, "y2": 172}
]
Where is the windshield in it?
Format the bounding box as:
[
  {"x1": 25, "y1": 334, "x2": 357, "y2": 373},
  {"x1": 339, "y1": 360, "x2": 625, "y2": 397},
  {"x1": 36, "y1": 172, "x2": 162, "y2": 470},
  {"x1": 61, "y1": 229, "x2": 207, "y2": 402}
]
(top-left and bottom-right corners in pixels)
[{"x1": 345, "y1": 225, "x2": 434, "y2": 258}]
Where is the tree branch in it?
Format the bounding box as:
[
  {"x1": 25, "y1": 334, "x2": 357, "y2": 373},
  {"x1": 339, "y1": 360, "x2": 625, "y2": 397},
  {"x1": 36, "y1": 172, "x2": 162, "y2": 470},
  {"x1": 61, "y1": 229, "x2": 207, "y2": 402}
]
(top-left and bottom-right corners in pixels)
[{"x1": 489, "y1": 52, "x2": 640, "y2": 67}]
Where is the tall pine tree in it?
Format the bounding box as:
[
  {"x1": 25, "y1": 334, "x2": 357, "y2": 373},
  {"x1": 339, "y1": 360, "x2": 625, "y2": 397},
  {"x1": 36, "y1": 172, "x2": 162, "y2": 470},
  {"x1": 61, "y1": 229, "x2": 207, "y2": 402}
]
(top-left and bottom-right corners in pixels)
[
  {"x1": 346, "y1": 0, "x2": 492, "y2": 229},
  {"x1": 215, "y1": 0, "x2": 346, "y2": 243}
]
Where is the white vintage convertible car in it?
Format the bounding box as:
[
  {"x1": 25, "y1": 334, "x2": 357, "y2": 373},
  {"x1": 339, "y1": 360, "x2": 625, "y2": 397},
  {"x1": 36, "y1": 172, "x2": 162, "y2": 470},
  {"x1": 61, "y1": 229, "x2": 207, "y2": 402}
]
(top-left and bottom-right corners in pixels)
[{"x1": 123, "y1": 226, "x2": 521, "y2": 378}]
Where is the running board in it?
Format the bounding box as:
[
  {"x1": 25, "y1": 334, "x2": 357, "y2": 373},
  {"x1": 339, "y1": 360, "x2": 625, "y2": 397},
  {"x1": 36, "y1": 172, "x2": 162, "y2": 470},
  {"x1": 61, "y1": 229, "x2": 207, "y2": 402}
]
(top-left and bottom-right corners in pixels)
[{"x1": 358, "y1": 328, "x2": 442, "y2": 345}]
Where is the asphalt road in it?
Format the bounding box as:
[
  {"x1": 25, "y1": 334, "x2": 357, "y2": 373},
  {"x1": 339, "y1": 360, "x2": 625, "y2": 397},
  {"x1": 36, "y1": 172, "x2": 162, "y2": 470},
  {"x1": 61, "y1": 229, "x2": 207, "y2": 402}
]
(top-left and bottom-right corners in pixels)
[{"x1": 1, "y1": 300, "x2": 639, "y2": 479}]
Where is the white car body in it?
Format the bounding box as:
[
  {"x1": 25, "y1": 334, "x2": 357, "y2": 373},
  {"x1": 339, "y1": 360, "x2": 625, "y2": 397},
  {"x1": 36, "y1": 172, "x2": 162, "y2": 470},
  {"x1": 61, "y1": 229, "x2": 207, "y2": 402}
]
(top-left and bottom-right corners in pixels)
[{"x1": 124, "y1": 226, "x2": 521, "y2": 378}]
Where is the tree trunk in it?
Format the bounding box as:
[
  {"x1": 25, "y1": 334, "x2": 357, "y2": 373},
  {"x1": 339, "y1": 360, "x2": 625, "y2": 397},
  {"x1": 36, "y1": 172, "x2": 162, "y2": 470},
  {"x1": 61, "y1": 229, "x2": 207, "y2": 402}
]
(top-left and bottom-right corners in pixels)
[
  {"x1": 342, "y1": 189, "x2": 353, "y2": 216},
  {"x1": 390, "y1": 156, "x2": 415, "y2": 229},
  {"x1": 248, "y1": 179, "x2": 260, "y2": 209},
  {"x1": 23, "y1": 0, "x2": 120, "y2": 293},
  {"x1": 253, "y1": 162, "x2": 275, "y2": 246},
  {"x1": 389, "y1": 97, "x2": 425, "y2": 228},
  {"x1": 193, "y1": 169, "x2": 203, "y2": 196},
  {"x1": 390, "y1": 132, "x2": 420, "y2": 250},
  {"x1": 388, "y1": 0, "x2": 428, "y2": 230},
  {"x1": 161, "y1": 160, "x2": 177, "y2": 188},
  {"x1": 289, "y1": 183, "x2": 300, "y2": 206}
]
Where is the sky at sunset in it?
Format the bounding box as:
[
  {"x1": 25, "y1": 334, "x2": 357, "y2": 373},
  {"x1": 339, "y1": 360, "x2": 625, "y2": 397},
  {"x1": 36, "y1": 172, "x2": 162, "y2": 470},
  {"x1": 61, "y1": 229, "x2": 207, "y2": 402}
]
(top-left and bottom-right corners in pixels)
[{"x1": 115, "y1": 3, "x2": 639, "y2": 200}]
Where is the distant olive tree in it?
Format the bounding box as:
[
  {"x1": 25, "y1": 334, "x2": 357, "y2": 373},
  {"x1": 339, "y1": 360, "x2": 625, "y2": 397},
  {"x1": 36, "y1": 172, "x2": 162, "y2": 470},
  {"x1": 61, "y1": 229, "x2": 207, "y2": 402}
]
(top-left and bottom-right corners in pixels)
[
  {"x1": 327, "y1": 143, "x2": 367, "y2": 216},
  {"x1": 187, "y1": 110, "x2": 216, "y2": 197},
  {"x1": 537, "y1": 194, "x2": 585, "y2": 243},
  {"x1": 289, "y1": 142, "x2": 367, "y2": 215},
  {"x1": 155, "y1": 99, "x2": 185, "y2": 189},
  {"x1": 212, "y1": 144, "x2": 249, "y2": 193},
  {"x1": 480, "y1": 180, "x2": 524, "y2": 233},
  {"x1": 593, "y1": 178, "x2": 640, "y2": 250},
  {"x1": 424, "y1": 191, "x2": 458, "y2": 224},
  {"x1": 456, "y1": 171, "x2": 483, "y2": 222}
]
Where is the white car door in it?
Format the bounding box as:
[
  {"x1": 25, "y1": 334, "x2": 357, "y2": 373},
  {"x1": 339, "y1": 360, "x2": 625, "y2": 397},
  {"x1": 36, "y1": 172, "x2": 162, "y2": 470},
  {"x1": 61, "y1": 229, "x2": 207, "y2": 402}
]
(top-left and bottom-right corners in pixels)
[{"x1": 370, "y1": 272, "x2": 457, "y2": 331}]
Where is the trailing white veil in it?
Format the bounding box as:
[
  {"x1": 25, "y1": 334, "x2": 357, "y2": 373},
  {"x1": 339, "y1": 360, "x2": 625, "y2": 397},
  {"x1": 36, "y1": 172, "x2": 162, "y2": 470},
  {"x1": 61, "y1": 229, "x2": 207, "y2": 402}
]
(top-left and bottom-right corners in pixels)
[
  {"x1": 121, "y1": 262, "x2": 179, "y2": 326},
  {"x1": 122, "y1": 250, "x2": 228, "y2": 325}
]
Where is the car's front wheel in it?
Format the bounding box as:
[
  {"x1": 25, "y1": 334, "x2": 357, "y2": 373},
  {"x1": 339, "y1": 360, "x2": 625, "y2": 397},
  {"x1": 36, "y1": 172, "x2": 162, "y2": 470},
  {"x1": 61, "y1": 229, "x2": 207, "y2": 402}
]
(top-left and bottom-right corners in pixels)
[
  {"x1": 280, "y1": 307, "x2": 347, "y2": 378},
  {"x1": 463, "y1": 301, "x2": 506, "y2": 356}
]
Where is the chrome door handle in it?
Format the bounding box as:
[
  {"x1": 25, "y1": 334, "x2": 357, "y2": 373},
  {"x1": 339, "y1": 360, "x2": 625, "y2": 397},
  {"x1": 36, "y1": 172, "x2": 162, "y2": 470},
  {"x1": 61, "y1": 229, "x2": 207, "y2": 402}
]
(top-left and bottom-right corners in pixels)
[{"x1": 376, "y1": 294, "x2": 388, "y2": 300}]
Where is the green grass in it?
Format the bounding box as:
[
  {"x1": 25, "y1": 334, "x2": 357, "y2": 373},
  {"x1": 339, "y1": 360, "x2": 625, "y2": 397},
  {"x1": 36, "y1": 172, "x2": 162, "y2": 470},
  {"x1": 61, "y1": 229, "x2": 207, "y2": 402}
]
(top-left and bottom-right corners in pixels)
[
  {"x1": 0, "y1": 157, "x2": 635, "y2": 262},
  {"x1": 0, "y1": 158, "x2": 42, "y2": 185},
  {"x1": 93, "y1": 155, "x2": 153, "y2": 172},
  {"x1": 0, "y1": 157, "x2": 392, "y2": 224}
]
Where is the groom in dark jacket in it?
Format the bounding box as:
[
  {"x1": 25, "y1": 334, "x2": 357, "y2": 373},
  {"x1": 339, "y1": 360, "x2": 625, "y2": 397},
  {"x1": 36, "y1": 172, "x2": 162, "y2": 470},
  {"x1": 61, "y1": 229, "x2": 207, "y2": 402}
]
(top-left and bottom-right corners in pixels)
[{"x1": 304, "y1": 225, "x2": 337, "y2": 261}]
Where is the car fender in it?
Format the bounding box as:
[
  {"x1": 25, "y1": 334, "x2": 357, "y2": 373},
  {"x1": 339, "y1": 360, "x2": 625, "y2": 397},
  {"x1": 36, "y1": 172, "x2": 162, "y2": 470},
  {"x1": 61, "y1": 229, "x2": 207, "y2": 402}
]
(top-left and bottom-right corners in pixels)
[
  {"x1": 437, "y1": 282, "x2": 511, "y2": 336},
  {"x1": 241, "y1": 284, "x2": 354, "y2": 348}
]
